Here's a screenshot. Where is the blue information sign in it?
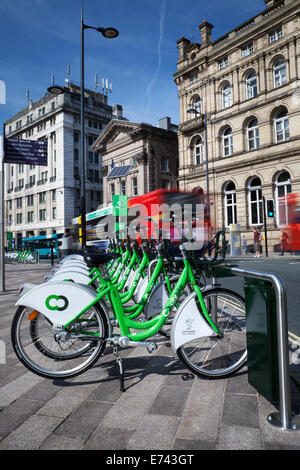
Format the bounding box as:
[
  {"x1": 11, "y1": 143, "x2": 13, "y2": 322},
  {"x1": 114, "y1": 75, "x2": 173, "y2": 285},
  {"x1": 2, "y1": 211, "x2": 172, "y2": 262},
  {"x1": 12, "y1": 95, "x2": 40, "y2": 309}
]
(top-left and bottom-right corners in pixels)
[{"x1": 4, "y1": 138, "x2": 48, "y2": 166}]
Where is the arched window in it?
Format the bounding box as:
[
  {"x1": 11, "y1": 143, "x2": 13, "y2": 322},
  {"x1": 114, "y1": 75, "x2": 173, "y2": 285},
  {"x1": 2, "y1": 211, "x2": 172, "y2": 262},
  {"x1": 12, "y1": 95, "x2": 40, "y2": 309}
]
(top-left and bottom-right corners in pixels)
[
  {"x1": 248, "y1": 177, "x2": 263, "y2": 226},
  {"x1": 224, "y1": 181, "x2": 237, "y2": 227},
  {"x1": 222, "y1": 127, "x2": 233, "y2": 157},
  {"x1": 194, "y1": 137, "x2": 203, "y2": 165},
  {"x1": 273, "y1": 58, "x2": 287, "y2": 88},
  {"x1": 274, "y1": 109, "x2": 289, "y2": 143},
  {"x1": 189, "y1": 96, "x2": 201, "y2": 119},
  {"x1": 222, "y1": 83, "x2": 232, "y2": 109},
  {"x1": 275, "y1": 171, "x2": 292, "y2": 226},
  {"x1": 246, "y1": 71, "x2": 258, "y2": 99},
  {"x1": 247, "y1": 119, "x2": 259, "y2": 150}
]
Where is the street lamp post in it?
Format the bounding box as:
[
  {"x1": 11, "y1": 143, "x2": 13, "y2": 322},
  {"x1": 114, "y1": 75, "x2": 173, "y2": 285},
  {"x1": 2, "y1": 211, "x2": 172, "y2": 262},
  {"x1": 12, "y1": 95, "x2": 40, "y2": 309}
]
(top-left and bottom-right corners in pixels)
[
  {"x1": 187, "y1": 107, "x2": 210, "y2": 219},
  {"x1": 48, "y1": 3, "x2": 118, "y2": 248},
  {"x1": 80, "y1": 6, "x2": 118, "y2": 248}
]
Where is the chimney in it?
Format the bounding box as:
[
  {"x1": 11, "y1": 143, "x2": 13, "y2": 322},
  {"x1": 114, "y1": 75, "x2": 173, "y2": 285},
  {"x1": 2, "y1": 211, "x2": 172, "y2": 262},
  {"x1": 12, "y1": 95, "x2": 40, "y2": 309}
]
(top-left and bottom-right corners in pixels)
[
  {"x1": 177, "y1": 37, "x2": 191, "y2": 61},
  {"x1": 199, "y1": 20, "x2": 214, "y2": 47}
]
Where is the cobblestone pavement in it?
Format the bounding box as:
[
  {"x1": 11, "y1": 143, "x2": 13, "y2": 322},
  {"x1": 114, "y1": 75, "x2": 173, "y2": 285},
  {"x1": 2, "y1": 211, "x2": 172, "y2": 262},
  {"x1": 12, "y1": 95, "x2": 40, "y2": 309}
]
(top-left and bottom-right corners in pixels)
[{"x1": 0, "y1": 263, "x2": 300, "y2": 451}]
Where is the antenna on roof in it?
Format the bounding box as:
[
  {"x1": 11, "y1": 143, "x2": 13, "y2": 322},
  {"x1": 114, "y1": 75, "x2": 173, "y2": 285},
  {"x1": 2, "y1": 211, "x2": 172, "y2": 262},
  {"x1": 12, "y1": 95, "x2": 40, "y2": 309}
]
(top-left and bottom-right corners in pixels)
[
  {"x1": 65, "y1": 64, "x2": 71, "y2": 85},
  {"x1": 101, "y1": 78, "x2": 112, "y2": 95},
  {"x1": 51, "y1": 74, "x2": 55, "y2": 85},
  {"x1": 95, "y1": 73, "x2": 99, "y2": 92}
]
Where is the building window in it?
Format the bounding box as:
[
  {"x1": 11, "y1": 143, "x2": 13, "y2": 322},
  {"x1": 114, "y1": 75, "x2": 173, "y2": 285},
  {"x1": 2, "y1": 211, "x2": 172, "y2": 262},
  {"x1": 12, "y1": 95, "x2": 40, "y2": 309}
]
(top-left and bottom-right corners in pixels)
[
  {"x1": 16, "y1": 213, "x2": 23, "y2": 224},
  {"x1": 194, "y1": 137, "x2": 203, "y2": 165},
  {"x1": 247, "y1": 119, "x2": 260, "y2": 150},
  {"x1": 248, "y1": 177, "x2": 263, "y2": 226},
  {"x1": 222, "y1": 83, "x2": 232, "y2": 109},
  {"x1": 74, "y1": 149, "x2": 79, "y2": 161},
  {"x1": 222, "y1": 127, "x2": 233, "y2": 157},
  {"x1": 273, "y1": 58, "x2": 287, "y2": 88},
  {"x1": 224, "y1": 181, "x2": 237, "y2": 227},
  {"x1": 269, "y1": 27, "x2": 282, "y2": 44},
  {"x1": 131, "y1": 157, "x2": 137, "y2": 167},
  {"x1": 121, "y1": 181, "x2": 126, "y2": 195},
  {"x1": 218, "y1": 56, "x2": 228, "y2": 70},
  {"x1": 74, "y1": 132, "x2": 79, "y2": 143},
  {"x1": 161, "y1": 180, "x2": 170, "y2": 189},
  {"x1": 189, "y1": 71, "x2": 198, "y2": 84},
  {"x1": 110, "y1": 184, "x2": 115, "y2": 198},
  {"x1": 246, "y1": 72, "x2": 257, "y2": 99},
  {"x1": 39, "y1": 192, "x2": 46, "y2": 204},
  {"x1": 52, "y1": 207, "x2": 56, "y2": 220},
  {"x1": 27, "y1": 211, "x2": 34, "y2": 223},
  {"x1": 27, "y1": 195, "x2": 34, "y2": 206},
  {"x1": 275, "y1": 171, "x2": 292, "y2": 227},
  {"x1": 132, "y1": 177, "x2": 138, "y2": 196},
  {"x1": 242, "y1": 43, "x2": 253, "y2": 58},
  {"x1": 190, "y1": 96, "x2": 201, "y2": 118},
  {"x1": 16, "y1": 197, "x2": 22, "y2": 209},
  {"x1": 52, "y1": 190, "x2": 56, "y2": 202},
  {"x1": 39, "y1": 209, "x2": 46, "y2": 221},
  {"x1": 274, "y1": 109, "x2": 289, "y2": 143},
  {"x1": 161, "y1": 158, "x2": 169, "y2": 172}
]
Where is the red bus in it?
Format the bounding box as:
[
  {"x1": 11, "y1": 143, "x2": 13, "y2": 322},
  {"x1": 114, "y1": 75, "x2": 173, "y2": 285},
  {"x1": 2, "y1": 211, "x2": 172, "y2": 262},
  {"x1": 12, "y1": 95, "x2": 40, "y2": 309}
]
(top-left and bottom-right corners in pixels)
[
  {"x1": 127, "y1": 188, "x2": 212, "y2": 244},
  {"x1": 278, "y1": 192, "x2": 300, "y2": 251}
]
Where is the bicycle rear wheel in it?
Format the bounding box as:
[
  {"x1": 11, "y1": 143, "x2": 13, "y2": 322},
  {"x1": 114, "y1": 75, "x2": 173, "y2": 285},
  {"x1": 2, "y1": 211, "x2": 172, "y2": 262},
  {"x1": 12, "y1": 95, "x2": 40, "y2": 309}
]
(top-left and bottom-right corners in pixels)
[
  {"x1": 11, "y1": 304, "x2": 108, "y2": 380},
  {"x1": 177, "y1": 288, "x2": 247, "y2": 378}
]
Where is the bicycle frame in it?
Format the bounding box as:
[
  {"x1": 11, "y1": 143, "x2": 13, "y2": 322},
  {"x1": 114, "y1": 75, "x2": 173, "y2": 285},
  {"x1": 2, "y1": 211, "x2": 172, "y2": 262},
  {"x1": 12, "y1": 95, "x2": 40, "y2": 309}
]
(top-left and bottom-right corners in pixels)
[{"x1": 64, "y1": 256, "x2": 221, "y2": 342}]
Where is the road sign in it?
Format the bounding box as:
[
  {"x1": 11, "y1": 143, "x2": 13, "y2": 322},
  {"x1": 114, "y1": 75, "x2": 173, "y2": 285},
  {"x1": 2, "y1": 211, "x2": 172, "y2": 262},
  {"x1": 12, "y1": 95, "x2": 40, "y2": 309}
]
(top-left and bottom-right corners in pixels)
[
  {"x1": 112, "y1": 195, "x2": 128, "y2": 217},
  {"x1": 4, "y1": 138, "x2": 47, "y2": 166}
]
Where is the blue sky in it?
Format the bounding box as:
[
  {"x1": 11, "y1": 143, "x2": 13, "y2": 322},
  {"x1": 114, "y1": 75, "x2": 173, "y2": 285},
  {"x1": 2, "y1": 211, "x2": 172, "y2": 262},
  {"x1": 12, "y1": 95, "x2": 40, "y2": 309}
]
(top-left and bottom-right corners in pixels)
[{"x1": 0, "y1": 0, "x2": 265, "y2": 128}]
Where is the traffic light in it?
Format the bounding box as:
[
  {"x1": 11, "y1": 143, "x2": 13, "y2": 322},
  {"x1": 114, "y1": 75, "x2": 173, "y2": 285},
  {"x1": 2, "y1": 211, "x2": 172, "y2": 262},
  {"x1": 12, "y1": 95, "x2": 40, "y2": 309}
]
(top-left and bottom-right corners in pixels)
[{"x1": 266, "y1": 199, "x2": 275, "y2": 218}]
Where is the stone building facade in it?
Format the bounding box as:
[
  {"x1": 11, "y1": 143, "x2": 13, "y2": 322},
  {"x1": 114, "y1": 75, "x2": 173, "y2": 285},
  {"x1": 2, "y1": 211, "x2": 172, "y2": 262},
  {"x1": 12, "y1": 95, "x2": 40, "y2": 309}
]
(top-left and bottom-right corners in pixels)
[
  {"x1": 4, "y1": 84, "x2": 122, "y2": 246},
  {"x1": 93, "y1": 118, "x2": 178, "y2": 206},
  {"x1": 174, "y1": 0, "x2": 300, "y2": 251}
]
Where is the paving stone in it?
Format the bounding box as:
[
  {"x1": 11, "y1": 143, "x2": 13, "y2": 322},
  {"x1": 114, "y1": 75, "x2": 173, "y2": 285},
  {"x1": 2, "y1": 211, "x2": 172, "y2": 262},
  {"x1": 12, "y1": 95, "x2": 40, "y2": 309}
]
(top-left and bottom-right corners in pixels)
[
  {"x1": 263, "y1": 441, "x2": 300, "y2": 450},
  {"x1": 225, "y1": 369, "x2": 257, "y2": 395},
  {"x1": 0, "y1": 398, "x2": 44, "y2": 439},
  {"x1": 128, "y1": 414, "x2": 180, "y2": 450},
  {"x1": 87, "y1": 377, "x2": 123, "y2": 403},
  {"x1": 124, "y1": 372, "x2": 165, "y2": 396},
  {"x1": 22, "y1": 379, "x2": 60, "y2": 403},
  {"x1": 54, "y1": 400, "x2": 112, "y2": 439},
  {"x1": 100, "y1": 393, "x2": 154, "y2": 430},
  {"x1": 172, "y1": 438, "x2": 216, "y2": 450},
  {"x1": 40, "y1": 435, "x2": 85, "y2": 450},
  {"x1": 36, "y1": 381, "x2": 101, "y2": 418},
  {"x1": 217, "y1": 424, "x2": 262, "y2": 450},
  {"x1": 0, "y1": 372, "x2": 43, "y2": 407},
  {"x1": 84, "y1": 427, "x2": 135, "y2": 450},
  {"x1": 148, "y1": 385, "x2": 190, "y2": 417},
  {"x1": 176, "y1": 378, "x2": 225, "y2": 441},
  {"x1": 0, "y1": 414, "x2": 62, "y2": 450},
  {"x1": 222, "y1": 393, "x2": 260, "y2": 428}
]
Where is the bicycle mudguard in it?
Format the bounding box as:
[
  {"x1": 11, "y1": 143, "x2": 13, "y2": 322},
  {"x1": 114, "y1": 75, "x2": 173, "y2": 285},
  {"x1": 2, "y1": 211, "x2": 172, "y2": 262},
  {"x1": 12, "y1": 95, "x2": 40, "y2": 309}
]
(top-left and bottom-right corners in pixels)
[
  {"x1": 144, "y1": 281, "x2": 169, "y2": 319},
  {"x1": 16, "y1": 281, "x2": 111, "y2": 333},
  {"x1": 171, "y1": 292, "x2": 215, "y2": 353},
  {"x1": 47, "y1": 271, "x2": 91, "y2": 285}
]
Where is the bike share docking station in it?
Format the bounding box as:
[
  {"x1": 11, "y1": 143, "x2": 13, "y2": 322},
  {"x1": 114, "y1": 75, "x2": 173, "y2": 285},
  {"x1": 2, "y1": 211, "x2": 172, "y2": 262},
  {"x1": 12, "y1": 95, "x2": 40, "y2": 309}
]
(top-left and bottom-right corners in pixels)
[{"x1": 212, "y1": 263, "x2": 300, "y2": 431}]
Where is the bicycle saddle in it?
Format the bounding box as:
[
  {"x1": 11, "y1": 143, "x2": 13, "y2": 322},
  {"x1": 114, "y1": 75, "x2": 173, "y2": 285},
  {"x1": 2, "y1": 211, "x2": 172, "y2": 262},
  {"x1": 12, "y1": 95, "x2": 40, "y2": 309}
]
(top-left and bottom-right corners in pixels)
[{"x1": 84, "y1": 252, "x2": 121, "y2": 267}]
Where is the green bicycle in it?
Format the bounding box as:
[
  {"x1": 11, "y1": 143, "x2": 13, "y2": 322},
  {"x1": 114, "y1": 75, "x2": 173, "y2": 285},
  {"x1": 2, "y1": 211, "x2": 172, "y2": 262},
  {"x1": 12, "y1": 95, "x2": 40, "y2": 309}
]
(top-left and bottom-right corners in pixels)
[{"x1": 11, "y1": 231, "x2": 247, "y2": 389}]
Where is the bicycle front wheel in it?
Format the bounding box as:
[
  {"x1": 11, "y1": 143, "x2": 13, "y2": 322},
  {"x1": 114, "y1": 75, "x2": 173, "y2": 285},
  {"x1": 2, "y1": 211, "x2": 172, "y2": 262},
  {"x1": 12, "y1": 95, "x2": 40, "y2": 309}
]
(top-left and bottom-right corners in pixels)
[
  {"x1": 177, "y1": 288, "x2": 247, "y2": 378},
  {"x1": 11, "y1": 304, "x2": 108, "y2": 380}
]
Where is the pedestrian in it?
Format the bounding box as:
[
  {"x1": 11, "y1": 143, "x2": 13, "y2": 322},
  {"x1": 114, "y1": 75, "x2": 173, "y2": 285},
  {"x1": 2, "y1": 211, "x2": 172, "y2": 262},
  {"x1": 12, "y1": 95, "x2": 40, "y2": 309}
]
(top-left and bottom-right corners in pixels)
[
  {"x1": 252, "y1": 227, "x2": 261, "y2": 258},
  {"x1": 242, "y1": 235, "x2": 247, "y2": 255},
  {"x1": 280, "y1": 230, "x2": 288, "y2": 256},
  {"x1": 61, "y1": 228, "x2": 74, "y2": 257}
]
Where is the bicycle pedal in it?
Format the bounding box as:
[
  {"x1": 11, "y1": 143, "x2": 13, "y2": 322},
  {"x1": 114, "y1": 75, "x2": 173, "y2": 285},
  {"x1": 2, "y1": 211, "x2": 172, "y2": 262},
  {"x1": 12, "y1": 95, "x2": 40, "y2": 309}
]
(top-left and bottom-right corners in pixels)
[{"x1": 146, "y1": 341, "x2": 157, "y2": 354}]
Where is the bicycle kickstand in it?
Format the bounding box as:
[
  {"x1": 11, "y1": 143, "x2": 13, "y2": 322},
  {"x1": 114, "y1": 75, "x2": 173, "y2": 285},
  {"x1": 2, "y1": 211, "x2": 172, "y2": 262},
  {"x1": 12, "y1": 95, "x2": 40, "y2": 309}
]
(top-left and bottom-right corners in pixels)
[{"x1": 113, "y1": 345, "x2": 125, "y2": 392}]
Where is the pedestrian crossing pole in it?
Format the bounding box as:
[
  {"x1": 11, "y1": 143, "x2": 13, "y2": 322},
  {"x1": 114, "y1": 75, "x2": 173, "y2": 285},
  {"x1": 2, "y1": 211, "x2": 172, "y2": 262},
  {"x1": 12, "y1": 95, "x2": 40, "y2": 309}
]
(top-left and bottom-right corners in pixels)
[{"x1": 263, "y1": 196, "x2": 268, "y2": 258}]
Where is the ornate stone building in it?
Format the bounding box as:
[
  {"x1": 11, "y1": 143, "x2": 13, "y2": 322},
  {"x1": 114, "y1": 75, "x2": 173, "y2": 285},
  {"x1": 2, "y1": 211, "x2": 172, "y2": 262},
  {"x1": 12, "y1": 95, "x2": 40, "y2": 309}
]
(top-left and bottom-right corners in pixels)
[
  {"x1": 93, "y1": 118, "x2": 178, "y2": 206},
  {"x1": 174, "y1": 0, "x2": 300, "y2": 251}
]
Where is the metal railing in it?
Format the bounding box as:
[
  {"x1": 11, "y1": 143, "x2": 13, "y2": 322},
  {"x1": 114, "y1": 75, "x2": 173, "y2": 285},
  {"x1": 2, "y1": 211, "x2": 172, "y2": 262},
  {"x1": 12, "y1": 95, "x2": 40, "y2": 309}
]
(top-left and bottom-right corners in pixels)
[{"x1": 230, "y1": 265, "x2": 299, "y2": 431}]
